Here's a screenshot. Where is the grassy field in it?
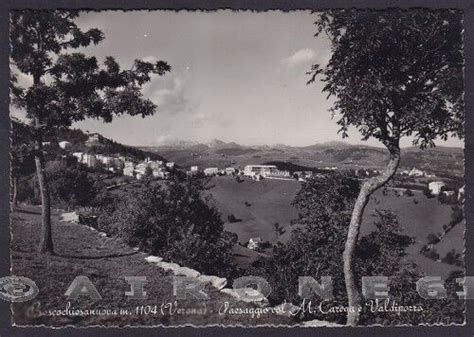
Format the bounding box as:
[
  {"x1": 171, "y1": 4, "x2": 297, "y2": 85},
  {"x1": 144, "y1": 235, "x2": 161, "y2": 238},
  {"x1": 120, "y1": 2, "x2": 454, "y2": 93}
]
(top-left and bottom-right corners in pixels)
[
  {"x1": 204, "y1": 176, "x2": 301, "y2": 244},
  {"x1": 10, "y1": 206, "x2": 292, "y2": 327},
  {"x1": 362, "y1": 189, "x2": 464, "y2": 278},
  {"x1": 205, "y1": 176, "x2": 464, "y2": 277}
]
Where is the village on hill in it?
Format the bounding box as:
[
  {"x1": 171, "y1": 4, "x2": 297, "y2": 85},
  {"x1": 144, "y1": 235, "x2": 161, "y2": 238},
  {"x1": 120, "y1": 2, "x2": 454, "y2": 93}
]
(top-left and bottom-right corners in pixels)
[{"x1": 50, "y1": 132, "x2": 463, "y2": 202}]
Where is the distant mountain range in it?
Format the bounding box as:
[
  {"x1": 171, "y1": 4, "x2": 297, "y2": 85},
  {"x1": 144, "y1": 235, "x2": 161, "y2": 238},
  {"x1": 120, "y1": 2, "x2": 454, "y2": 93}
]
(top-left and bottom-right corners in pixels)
[{"x1": 141, "y1": 139, "x2": 464, "y2": 176}]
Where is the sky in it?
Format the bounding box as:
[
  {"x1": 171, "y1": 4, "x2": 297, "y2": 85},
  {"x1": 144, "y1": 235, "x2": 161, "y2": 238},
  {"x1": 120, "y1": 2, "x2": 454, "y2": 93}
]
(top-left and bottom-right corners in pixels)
[{"x1": 11, "y1": 10, "x2": 464, "y2": 148}]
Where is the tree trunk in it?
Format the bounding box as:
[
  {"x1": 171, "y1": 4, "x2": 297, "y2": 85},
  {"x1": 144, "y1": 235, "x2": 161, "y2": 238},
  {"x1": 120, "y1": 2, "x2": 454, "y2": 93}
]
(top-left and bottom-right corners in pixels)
[
  {"x1": 11, "y1": 176, "x2": 18, "y2": 211},
  {"x1": 343, "y1": 146, "x2": 400, "y2": 326},
  {"x1": 33, "y1": 118, "x2": 54, "y2": 255}
]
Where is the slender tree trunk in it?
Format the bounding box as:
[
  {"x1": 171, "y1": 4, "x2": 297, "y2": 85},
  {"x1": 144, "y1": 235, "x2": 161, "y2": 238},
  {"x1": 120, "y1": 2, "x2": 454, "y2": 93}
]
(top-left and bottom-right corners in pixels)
[
  {"x1": 12, "y1": 176, "x2": 18, "y2": 211},
  {"x1": 343, "y1": 146, "x2": 400, "y2": 326},
  {"x1": 33, "y1": 117, "x2": 54, "y2": 254}
]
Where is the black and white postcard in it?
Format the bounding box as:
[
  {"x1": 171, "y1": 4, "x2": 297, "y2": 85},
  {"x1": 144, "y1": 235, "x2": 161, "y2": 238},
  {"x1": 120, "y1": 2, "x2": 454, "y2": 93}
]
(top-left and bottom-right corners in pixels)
[{"x1": 2, "y1": 3, "x2": 473, "y2": 335}]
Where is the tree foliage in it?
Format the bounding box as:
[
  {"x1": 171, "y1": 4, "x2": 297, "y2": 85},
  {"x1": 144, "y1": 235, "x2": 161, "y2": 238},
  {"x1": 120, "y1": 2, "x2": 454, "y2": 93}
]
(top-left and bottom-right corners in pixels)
[
  {"x1": 97, "y1": 178, "x2": 237, "y2": 277},
  {"x1": 10, "y1": 10, "x2": 171, "y2": 130},
  {"x1": 250, "y1": 174, "x2": 464, "y2": 325},
  {"x1": 249, "y1": 173, "x2": 360, "y2": 322},
  {"x1": 308, "y1": 9, "x2": 464, "y2": 149},
  {"x1": 10, "y1": 10, "x2": 171, "y2": 253},
  {"x1": 307, "y1": 9, "x2": 464, "y2": 325},
  {"x1": 46, "y1": 163, "x2": 96, "y2": 208}
]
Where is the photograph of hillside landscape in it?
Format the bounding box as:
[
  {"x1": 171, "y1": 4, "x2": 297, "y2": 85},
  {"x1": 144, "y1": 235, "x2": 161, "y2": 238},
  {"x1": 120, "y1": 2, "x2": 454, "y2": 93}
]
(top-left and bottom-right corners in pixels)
[{"x1": 8, "y1": 8, "x2": 466, "y2": 328}]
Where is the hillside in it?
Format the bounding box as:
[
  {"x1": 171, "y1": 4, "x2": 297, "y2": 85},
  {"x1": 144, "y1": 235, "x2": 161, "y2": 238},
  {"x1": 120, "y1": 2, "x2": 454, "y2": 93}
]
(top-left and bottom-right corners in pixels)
[
  {"x1": 142, "y1": 139, "x2": 464, "y2": 176},
  {"x1": 12, "y1": 119, "x2": 167, "y2": 163},
  {"x1": 11, "y1": 205, "x2": 292, "y2": 327},
  {"x1": 204, "y1": 176, "x2": 463, "y2": 277},
  {"x1": 204, "y1": 176, "x2": 301, "y2": 245}
]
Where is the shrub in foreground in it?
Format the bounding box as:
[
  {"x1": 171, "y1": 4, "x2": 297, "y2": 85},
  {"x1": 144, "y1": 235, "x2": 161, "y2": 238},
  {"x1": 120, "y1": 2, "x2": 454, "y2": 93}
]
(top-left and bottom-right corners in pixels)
[{"x1": 98, "y1": 178, "x2": 236, "y2": 277}]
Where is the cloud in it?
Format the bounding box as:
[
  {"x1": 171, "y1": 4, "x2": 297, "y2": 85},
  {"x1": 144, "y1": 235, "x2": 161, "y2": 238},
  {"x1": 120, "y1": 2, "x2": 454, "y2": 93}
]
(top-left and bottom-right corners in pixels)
[
  {"x1": 153, "y1": 134, "x2": 181, "y2": 146},
  {"x1": 145, "y1": 75, "x2": 196, "y2": 114},
  {"x1": 283, "y1": 48, "x2": 318, "y2": 67},
  {"x1": 190, "y1": 111, "x2": 234, "y2": 129}
]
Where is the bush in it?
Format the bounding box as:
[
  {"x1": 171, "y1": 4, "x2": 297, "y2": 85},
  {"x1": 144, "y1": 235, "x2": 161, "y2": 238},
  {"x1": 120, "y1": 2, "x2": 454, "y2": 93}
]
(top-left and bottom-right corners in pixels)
[
  {"x1": 438, "y1": 192, "x2": 458, "y2": 205},
  {"x1": 43, "y1": 163, "x2": 96, "y2": 208},
  {"x1": 16, "y1": 175, "x2": 39, "y2": 205},
  {"x1": 98, "y1": 178, "x2": 236, "y2": 277},
  {"x1": 249, "y1": 172, "x2": 464, "y2": 325},
  {"x1": 442, "y1": 249, "x2": 463, "y2": 266},
  {"x1": 421, "y1": 247, "x2": 440, "y2": 261},
  {"x1": 248, "y1": 173, "x2": 361, "y2": 323},
  {"x1": 227, "y1": 213, "x2": 242, "y2": 223},
  {"x1": 426, "y1": 233, "x2": 441, "y2": 245},
  {"x1": 423, "y1": 187, "x2": 435, "y2": 198},
  {"x1": 404, "y1": 188, "x2": 414, "y2": 197}
]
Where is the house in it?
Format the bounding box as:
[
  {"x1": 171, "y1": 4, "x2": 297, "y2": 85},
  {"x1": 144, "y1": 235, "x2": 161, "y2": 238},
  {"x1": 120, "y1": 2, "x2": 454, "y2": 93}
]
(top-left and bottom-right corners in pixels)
[
  {"x1": 85, "y1": 133, "x2": 103, "y2": 146},
  {"x1": 58, "y1": 141, "x2": 72, "y2": 149},
  {"x1": 166, "y1": 162, "x2": 175, "y2": 169},
  {"x1": 101, "y1": 156, "x2": 115, "y2": 167},
  {"x1": 123, "y1": 166, "x2": 135, "y2": 177},
  {"x1": 225, "y1": 167, "x2": 236, "y2": 175},
  {"x1": 135, "y1": 162, "x2": 149, "y2": 175},
  {"x1": 408, "y1": 168, "x2": 425, "y2": 177},
  {"x1": 72, "y1": 152, "x2": 83, "y2": 162},
  {"x1": 204, "y1": 167, "x2": 219, "y2": 176},
  {"x1": 428, "y1": 181, "x2": 446, "y2": 195},
  {"x1": 267, "y1": 169, "x2": 290, "y2": 178},
  {"x1": 247, "y1": 237, "x2": 263, "y2": 250},
  {"x1": 149, "y1": 161, "x2": 163, "y2": 170},
  {"x1": 243, "y1": 165, "x2": 277, "y2": 177},
  {"x1": 152, "y1": 168, "x2": 166, "y2": 179},
  {"x1": 190, "y1": 166, "x2": 199, "y2": 172},
  {"x1": 82, "y1": 153, "x2": 97, "y2": 168}
]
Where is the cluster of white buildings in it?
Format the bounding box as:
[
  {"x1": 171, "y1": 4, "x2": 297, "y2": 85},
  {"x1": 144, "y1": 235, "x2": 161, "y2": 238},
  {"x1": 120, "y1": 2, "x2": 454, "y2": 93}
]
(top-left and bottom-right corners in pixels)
[
  {"x1": 72, "y1": 152, "x2": 104, "y2": 169},
  {"x1": 243, "y1": 165, "x2": 291, "y2": 180},
  {"x1": 72, "y1": 152, "x2": 127, "y2": 172},
  {"x1": 202, "y1": 167, "x2": 237, "y2": 176},
  {"x1": 124, "y1": 158, "x2": 175, "y2": 180},
  {"x1": 72, "y1": 151, "x2": 174, "y2": 180},
  {"x1": 189, "y1": 164, "x2": 292, "y2": 180},
  {"x1": 400, "y1": 167, "x2": 436, "y2": 178}
]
